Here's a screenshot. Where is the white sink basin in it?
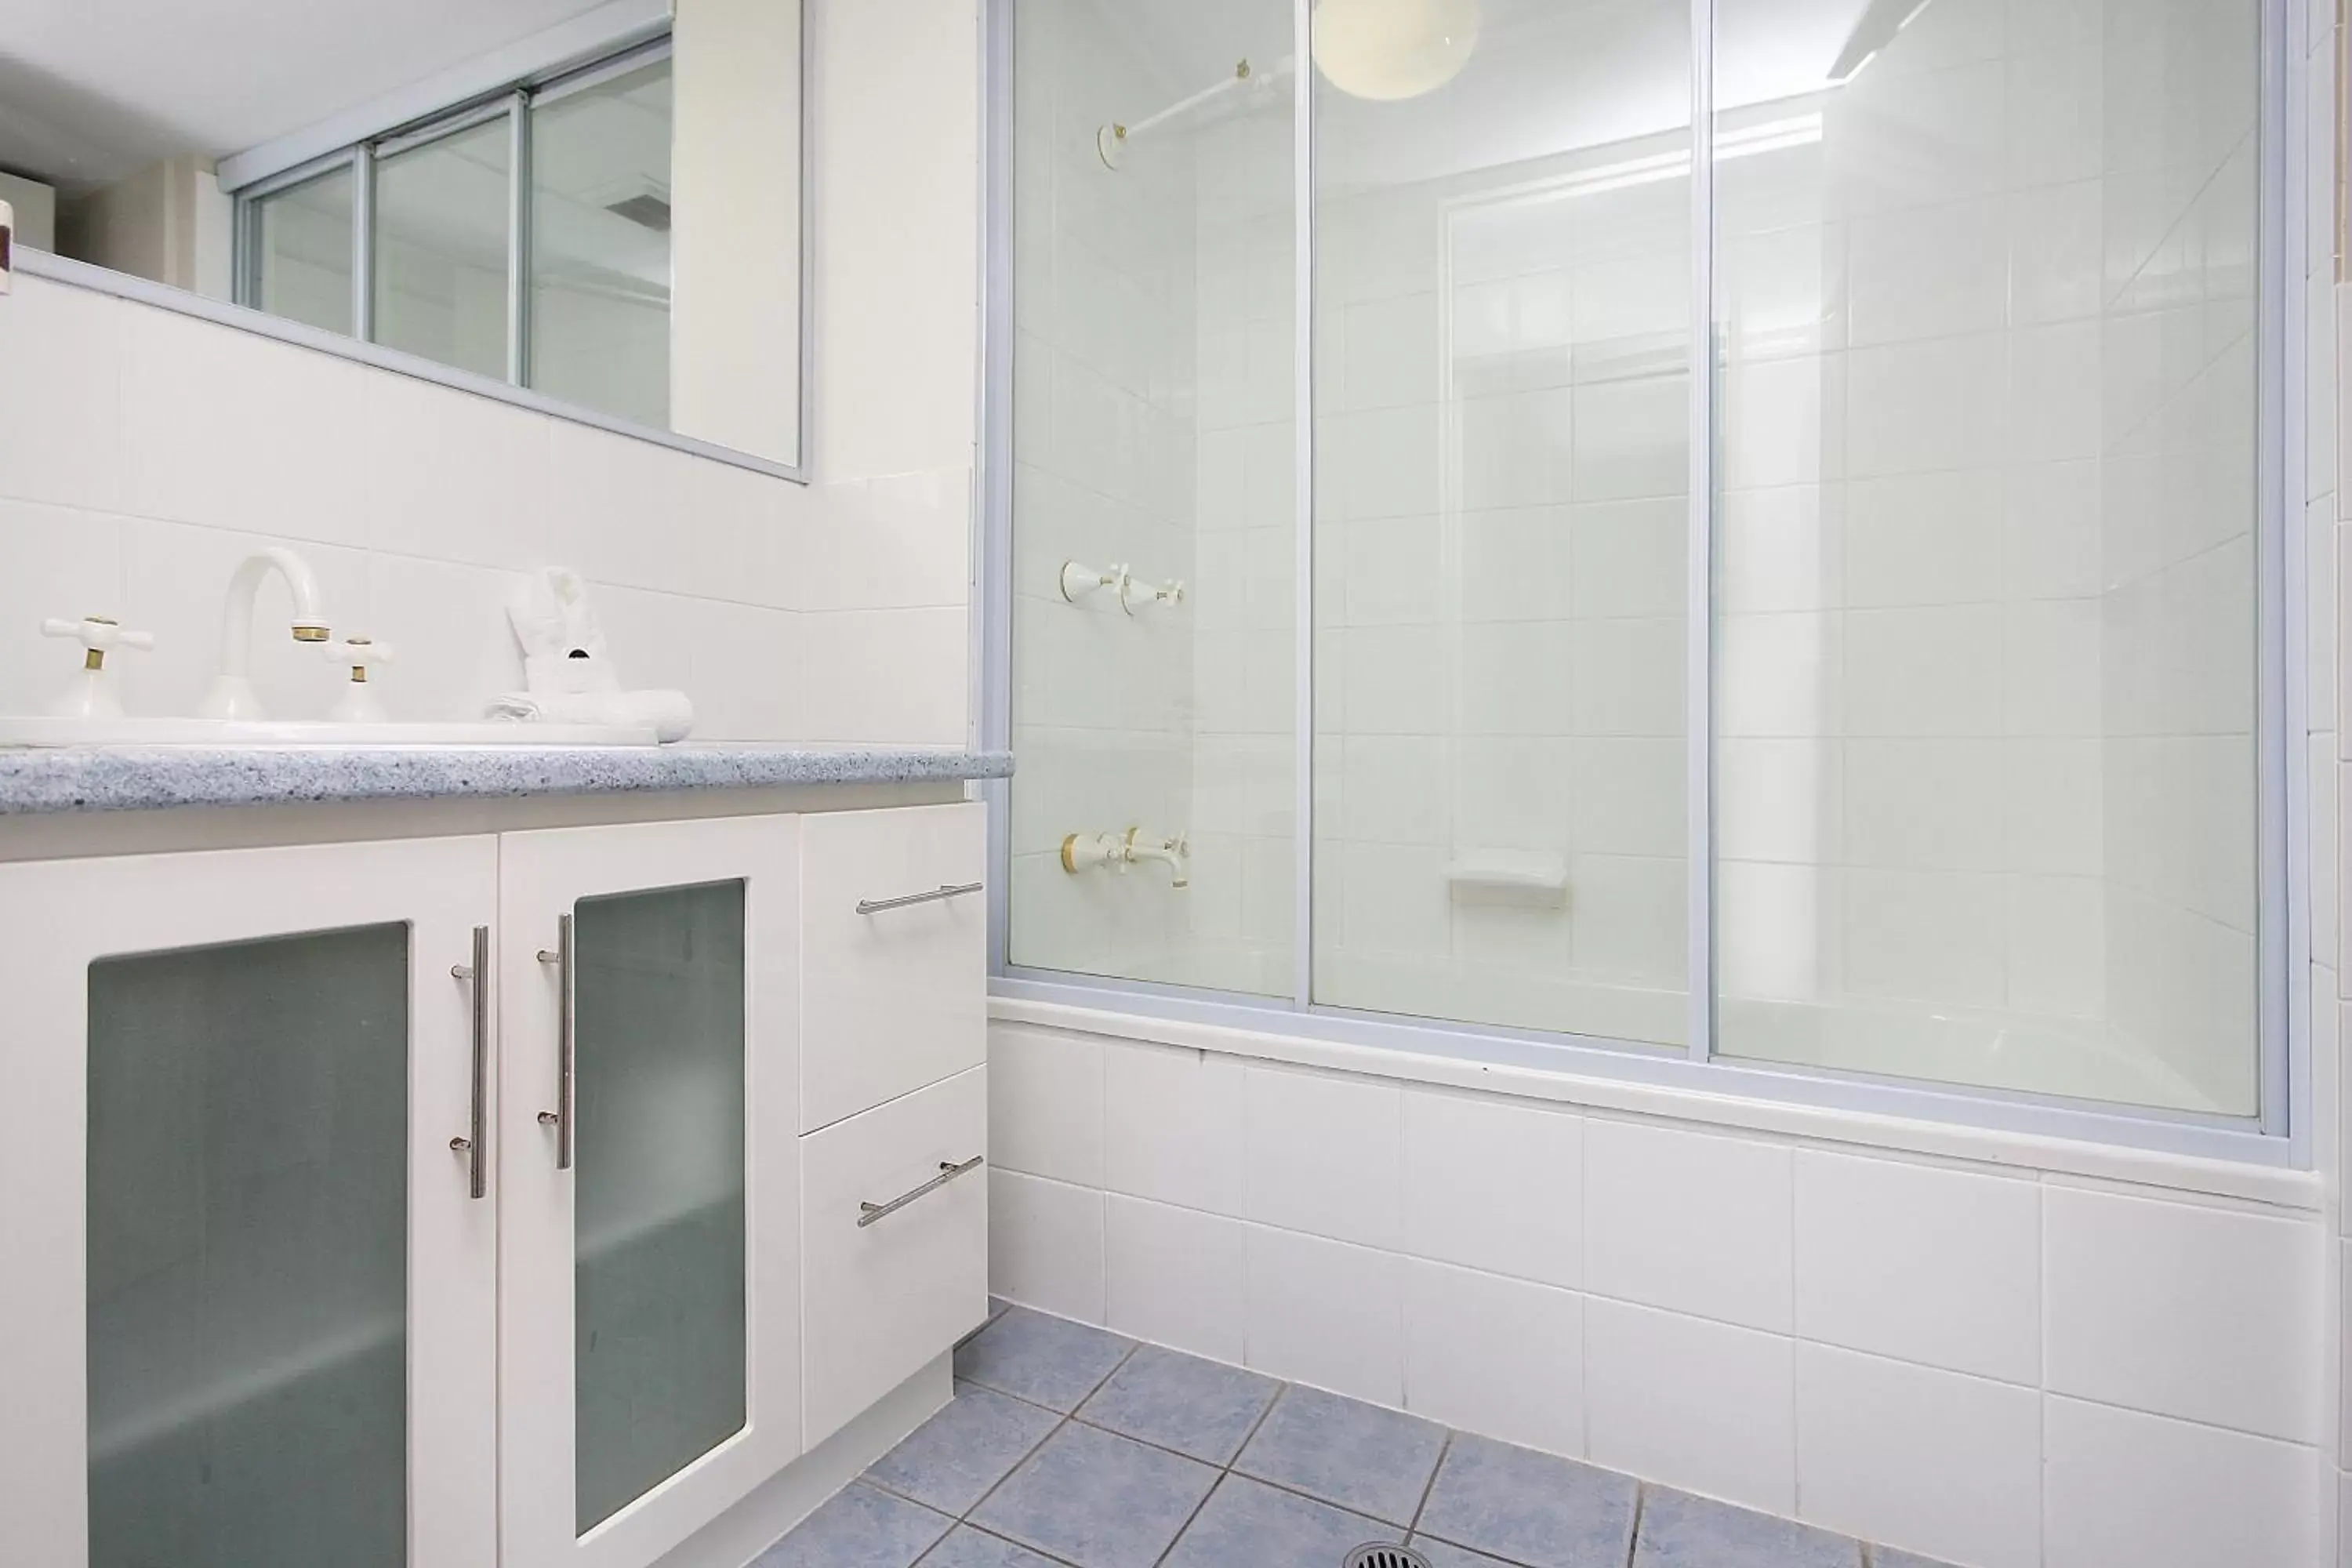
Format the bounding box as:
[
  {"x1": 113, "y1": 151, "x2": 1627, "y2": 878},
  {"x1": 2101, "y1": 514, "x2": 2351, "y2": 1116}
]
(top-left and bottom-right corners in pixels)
[{"x1": 0, "y1": 717, "x2": 661, "y2": 747}]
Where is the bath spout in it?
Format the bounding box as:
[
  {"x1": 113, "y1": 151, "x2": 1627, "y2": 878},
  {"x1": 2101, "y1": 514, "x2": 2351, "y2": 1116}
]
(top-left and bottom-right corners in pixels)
[
  {"x1": 197, "y1": 546, "x2": 332, "y2": 720},
  {"x1": 1123, "y1": 829, "x2": 1191, "y2": 888}
]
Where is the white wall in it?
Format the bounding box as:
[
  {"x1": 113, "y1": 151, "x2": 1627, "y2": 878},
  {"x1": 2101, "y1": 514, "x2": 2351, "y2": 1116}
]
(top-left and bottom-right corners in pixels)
[
  {"x1": 989, "y1": 1015, "x2": 2332, "y2": 1568},
  {"x1": 671, "y1": 0, "x2": 804, "y2": 464},
  {"x1": 0, "y1": 172, "x2": 58, "y2": 251},
  {"x1": 0, "y1": 0, "x2": 977, "y2": 748}
]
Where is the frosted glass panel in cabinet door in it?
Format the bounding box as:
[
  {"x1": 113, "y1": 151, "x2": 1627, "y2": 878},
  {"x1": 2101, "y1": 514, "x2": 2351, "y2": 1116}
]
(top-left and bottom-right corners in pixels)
[
  {"x1": 85, "y1": 924, "x2": 408, "y2": 1568},
  {"x1": 571, "y1": 880, "x2": 747, "y2": 1535}
]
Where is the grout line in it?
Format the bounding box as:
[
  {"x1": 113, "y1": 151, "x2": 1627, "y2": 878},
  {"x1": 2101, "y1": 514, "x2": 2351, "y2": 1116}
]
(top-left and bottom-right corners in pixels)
[
  {"x1": 1228, "y1": 1379, "x2": 1287, "y2": 1468},
  {"x1": 1146, "y1": 1463, "x2": 1225, "y2": 1568},
  {"x1": 1624, "y1": 1483, "x2": 1646, "y2": 1568},
  {"x1": 1406, "y1": 1429, "x2": 1452, "y2": 1540},
  {"x1": 959, "y1": 1407, "x2": 1076, "y2": 1530}
]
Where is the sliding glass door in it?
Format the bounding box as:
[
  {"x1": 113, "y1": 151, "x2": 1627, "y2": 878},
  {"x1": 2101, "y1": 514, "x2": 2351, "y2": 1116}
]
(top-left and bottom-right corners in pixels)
[{"x1": 997, "y1": 0, "x2": 2285, "y2": 1131}]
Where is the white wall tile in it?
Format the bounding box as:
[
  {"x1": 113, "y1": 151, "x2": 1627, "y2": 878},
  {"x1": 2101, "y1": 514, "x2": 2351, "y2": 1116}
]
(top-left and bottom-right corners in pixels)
[
  {"x1": 1402, "y1": 1089, "x2": 1582, "y2": 1287},
  {"x1": 1403, "y1": 1260, "x2": 1584, "y2": 1458},
  {"x1": 2043, "y1": 1396, "x2": 2321, "y2": 1568},
  {"x1": 1585, "y1": 1119, "x2": 1794, "y2": 1332},
  {"x1": 1792, "y1": 1151, "x2": 2038, "y2": 1383},
  {"x1": 797, "y1": 468, "x2": 974, "y2": 613},
  {"x1": 1243, "y1": 1064, "x2": 1403, "y2": 1250},
  {"x1": 2045, "y1": 1186, "x2": 2325, "y2": 1443},
  {"x1": 0, "y1": 499, "x2": 127, "y2": 719},
  {"x1": 989, "y1": 1169, "x2": 1105, "y2": 1326},
  {"x1": 1102, "y1": 1040, "x2": 1247, "y2": 1214},
  {"x1": 360, "y1": 554, "x2": 527, "y2": 721},
  {"x1": 0, "y1": 276, "x2": 121, "y2": 512},
  {"x1": 1244, "y1": 1225, "x2": 1406, "y2": 1406},
  {"x1": 989, "y1": 1023, "x2": 1105, "y2": 1186},
  {"x1": 1105, "y1": 1195, "x2": 1248, "y2": 1365},
  {"x1": 1793, "y1": 1344, "x2": 2041, "y2": 1568},
  {"x1": 795, "y1": 607, "x2": 971, "y2": 745},
  {"x1": 1585, "y1": 1298, "x2": 1796, "y2": 1515}
]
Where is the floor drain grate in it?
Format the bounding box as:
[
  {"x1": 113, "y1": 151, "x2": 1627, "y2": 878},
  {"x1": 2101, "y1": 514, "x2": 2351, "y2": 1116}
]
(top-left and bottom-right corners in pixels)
[{"x1": 1343, "y1": 1546, "x2": 1429, "y2": 1568}]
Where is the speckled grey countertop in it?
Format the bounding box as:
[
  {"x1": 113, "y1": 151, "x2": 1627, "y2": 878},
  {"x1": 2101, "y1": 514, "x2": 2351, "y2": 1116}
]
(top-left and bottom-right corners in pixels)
[{"x1": 0, "y1": 743, "x2": 1013, "y2": 815}]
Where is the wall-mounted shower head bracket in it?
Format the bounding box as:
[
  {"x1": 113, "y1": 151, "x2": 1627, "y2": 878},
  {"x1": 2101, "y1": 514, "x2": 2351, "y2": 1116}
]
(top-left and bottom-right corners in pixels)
[{"x1": 1097, "y1": 57, "x2": 1283, "y2": 172}]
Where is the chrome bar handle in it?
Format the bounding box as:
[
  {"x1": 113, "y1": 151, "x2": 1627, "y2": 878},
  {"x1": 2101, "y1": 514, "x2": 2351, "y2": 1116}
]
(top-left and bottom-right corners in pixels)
[
  {"x1": 448, "y1": 925, "x2": 488, "y2": 1200},
  {"x1": 857, "y1": 1155, "x2": 985, "y2": 1228},
  {"x1": 535, "y1": 913, "x2": 574, "y2": 1171},
  {"x1": 856, "y1": 880, "x2": 984, "y2": 916}
]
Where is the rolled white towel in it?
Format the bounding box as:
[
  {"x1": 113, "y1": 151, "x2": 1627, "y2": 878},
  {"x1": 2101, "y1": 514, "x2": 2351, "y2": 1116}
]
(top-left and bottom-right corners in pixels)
[{"x1": 487, "y1": 688, "x2": 695, "y2": 743}]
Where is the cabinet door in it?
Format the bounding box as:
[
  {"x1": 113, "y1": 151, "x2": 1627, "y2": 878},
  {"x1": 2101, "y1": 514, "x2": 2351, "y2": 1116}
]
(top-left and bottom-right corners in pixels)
[
  {"x1": 499, "y1": 815, "x2": 802, "y2": 1568},
  {"x1": 0, "y1": 837, "x2": 501, "y2": 1568}
]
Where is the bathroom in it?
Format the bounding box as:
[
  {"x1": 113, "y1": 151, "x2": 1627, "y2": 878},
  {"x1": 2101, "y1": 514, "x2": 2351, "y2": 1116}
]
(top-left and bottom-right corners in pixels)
[{"x1": 0, "y1": 0, "x2": 2341, "y2": 1564}]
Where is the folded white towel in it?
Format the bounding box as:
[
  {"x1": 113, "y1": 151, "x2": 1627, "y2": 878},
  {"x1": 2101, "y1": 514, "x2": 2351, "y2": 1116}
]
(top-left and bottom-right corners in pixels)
[{"x1": 487, "y1": 689, "x2": 695, "y2": 743}]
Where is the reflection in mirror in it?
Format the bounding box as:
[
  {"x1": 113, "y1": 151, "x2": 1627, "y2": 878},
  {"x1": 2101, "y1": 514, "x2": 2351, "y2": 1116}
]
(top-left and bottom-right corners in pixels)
[
  {"x1": 1, "y1": 1, "x2": 803, "y2": 473},
  {"x1": 251, "y1": 165, "x2": 354, "y2": 337},
  {"x1": 530, "y1": 56, "x2": 674, "y2": 429},
  {"x1": 372, "y1": 112, "x2": 514, "y2": 382}
]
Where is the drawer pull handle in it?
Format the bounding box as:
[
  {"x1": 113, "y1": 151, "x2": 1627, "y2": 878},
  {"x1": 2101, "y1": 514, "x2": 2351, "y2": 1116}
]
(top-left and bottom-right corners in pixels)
[
  {"x1": 857, "y1": 881, "x2": 983, "y2": 916},
  {"x1": 537, "y1": 914, "x2": 575, "y2": 1171},
  {"x1": 449, "y1": 925, "x2": 489, "y2": 1200},
  {"x1": 858, "y1": 1154, "x2": 985, "y2": 1228}
]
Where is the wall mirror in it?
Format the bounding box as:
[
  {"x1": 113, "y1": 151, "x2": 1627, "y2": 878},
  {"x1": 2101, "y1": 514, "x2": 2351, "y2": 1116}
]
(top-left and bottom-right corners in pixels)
[{"x1": 0, "y1": 0, "x2": 808, "y2": 477}]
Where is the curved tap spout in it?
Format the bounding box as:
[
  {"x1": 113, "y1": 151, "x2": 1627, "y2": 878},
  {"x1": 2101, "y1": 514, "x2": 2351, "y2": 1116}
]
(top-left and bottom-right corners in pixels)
[{"x1": 197, "y1": 547, "x2": 331, "y2": 720}]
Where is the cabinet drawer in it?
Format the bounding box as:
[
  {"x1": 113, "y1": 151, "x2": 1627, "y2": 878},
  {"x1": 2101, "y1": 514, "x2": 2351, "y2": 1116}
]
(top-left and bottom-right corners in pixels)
[
  {"x1": 801, "y1": 803, "x2": 985, "y2": 1131},
  {"x1": 800, "y1": 1065, "x2": 988, "y2": 1447}
]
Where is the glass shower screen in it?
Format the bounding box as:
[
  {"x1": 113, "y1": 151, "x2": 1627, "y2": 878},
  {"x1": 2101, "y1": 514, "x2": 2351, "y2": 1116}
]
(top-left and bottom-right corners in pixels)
[{"x1": 1001, "y1": 0, "x2": 2272, "y2": 1121}]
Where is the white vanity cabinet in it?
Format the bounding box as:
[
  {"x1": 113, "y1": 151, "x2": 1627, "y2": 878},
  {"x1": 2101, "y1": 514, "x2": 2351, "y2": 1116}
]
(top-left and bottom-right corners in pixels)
[
  {"x1": 0, "y1": 836, "x2": 504, "y2": 1568},
  {"x1": 0, "y1": 797, "x2": 989, "y2": 1568},
  {"x1": 497, "y1": 816, "x2": 804, "y2": 1568}
]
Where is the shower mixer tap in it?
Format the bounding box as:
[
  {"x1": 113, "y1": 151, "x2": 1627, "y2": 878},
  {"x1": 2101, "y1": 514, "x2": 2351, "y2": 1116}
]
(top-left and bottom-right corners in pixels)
[
  {"x1": 1062, "y1": 827, "x2": 1191, "y2": 888},
  {"x1": 1058, "y1": 561, "x2": 1185, "y2": 616}
]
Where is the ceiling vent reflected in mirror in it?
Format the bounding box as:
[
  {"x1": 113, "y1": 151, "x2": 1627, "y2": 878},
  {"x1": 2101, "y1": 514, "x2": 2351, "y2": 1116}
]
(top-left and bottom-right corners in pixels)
[{"x1": 604, "y1": 190, "x2": 673, "y2": 233}]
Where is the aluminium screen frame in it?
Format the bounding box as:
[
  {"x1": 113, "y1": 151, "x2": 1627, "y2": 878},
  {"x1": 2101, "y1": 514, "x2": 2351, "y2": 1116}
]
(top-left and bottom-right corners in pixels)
[{"x1": 978, "y1": 0, "x2": 2309, "y2": 1166}]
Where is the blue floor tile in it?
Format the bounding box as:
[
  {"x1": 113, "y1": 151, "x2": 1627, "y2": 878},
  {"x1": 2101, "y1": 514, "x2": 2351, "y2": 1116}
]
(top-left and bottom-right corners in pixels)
[
  {"x1": 1870, "y1": 1551, "x2": 1960, "y2": 1568},
  {"x1": 1163, "y1": 1475, "x2": 1403, "y2": 1568},
  {"x1": 1077, "y1": 1344, "x2": 1281, "y2": 1465},
  {"x1": 1633, "y1": 1488, "x2": 1861, "y2": 1568},
  {"x1": 1235, "y1": 1385, "x2": 1449, "y2": 1526},
  {"x1": 754, "y1": 1483, "x2": 954, "y2": 1568},
  {"x1": 1416, "y1": 1434, "x2": 1638, "y2": 1568},
  {"x1": 864, "y1": 1384, "x2": 1062, "y2": 1515},
  {"x1": 954, "y1": 1308, "x2": 1135, "y2": 1414},
  {"x1": 969, "y1": 1421, "x2": 1218, "y2": 1568},
  {"x1": 916, "y1": 1525, "x2": 1069, "y2": 1568},
  {"x1": 1412, "y1": 1534, "x2": 1523, "y2": 1568}
]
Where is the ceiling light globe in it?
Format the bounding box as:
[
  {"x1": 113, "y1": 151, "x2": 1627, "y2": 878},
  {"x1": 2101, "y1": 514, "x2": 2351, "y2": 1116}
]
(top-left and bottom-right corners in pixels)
[{"x1": 1310, "y1": 0, "x2": 1481, "y2": 100}]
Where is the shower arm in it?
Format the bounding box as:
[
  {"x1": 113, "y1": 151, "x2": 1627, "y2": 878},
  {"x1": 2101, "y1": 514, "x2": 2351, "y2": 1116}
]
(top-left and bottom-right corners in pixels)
[{"x1": 1098, "y1": 56, "x2": 1296, "y2": 169}]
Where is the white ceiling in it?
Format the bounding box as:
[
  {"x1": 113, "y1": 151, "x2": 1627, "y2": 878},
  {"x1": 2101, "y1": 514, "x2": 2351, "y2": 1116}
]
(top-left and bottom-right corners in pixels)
[{"x1": 0, "y1": 0, "x2": 623, "y2": 191}]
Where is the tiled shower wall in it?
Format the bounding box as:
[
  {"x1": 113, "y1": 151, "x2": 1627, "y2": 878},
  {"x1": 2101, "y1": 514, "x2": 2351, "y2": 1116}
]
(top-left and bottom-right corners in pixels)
[
  {"x1": 1005, "y1": 0, "x2": 1203, "y2": 983},
  {"x1": 0, "y1": 0, "x2": 978, "y2": 749},
  {"x1": 986, "y1": 1017, "x2": 2331, "y2": 1568}
]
